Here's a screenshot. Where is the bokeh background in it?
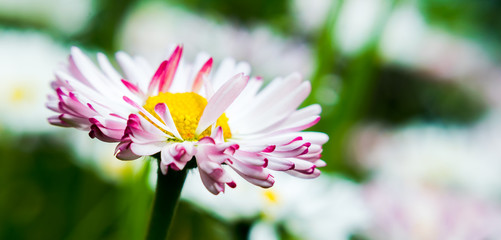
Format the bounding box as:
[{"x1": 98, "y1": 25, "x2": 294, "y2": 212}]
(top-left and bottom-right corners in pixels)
[{"x1": 1, "y1": 0, "x2": 501, "y2": 239}]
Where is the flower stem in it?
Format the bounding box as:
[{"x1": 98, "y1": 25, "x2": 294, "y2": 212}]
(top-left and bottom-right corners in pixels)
[{"x1": 145, "y1": 157, "x2": 188, "y2": 240}]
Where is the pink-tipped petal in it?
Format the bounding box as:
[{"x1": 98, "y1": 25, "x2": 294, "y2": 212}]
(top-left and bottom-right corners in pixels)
[
  {"x1": 159, "y1": 45, "x2": 183, "y2": 92},
  {"x1": 121, "y1": 79, "x2": 141, "y2": 95},
  {"x1": 192, "y1": 58, "x2": 213, "y2": 93},
  {"x1": 148, "y1": 60, "x2": 168, "y2": 93},
  {"x1": 196, "y1": 73, "x2": 249, "y2": 135},
  {"x1": 115, "y1": 141, "x2": 141, "y2": 160},
  {"x1": 154, "y1": 103, "x2": 183, "y2": 139},
  {"x1": 122, "y1": 96, "x2": 174, "y2": 134}
]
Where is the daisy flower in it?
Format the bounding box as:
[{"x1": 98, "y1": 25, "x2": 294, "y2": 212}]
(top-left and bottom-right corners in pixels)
[
  {"x1": 47, "y1": 46, "x2": 327, "y2": 194},
  {"x1": 0, "y1": 30, "x2": 68, "y2": 133}
]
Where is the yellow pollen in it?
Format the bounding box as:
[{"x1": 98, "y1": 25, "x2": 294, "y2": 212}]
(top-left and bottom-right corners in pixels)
[{"x1": 141, "y1": 92, "x2": 231, "y2": 141}]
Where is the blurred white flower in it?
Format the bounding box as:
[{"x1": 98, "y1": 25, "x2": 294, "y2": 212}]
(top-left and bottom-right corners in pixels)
[
  {"x1": 70, "y1": 131, "x2": 148, "y2": 183},
  {"x1": 0, "y1": 30, "x2": 68, "y2": 133},
  {"x1": 291, "y1": 0, "x2": 336, "y2": 33},
  {"x1": 363, "y1": 181, "x2": 501, "y2": 240},
  {"x1": 0, "y1": 0, "x2": 93, "y2": 35},
  {"x1": 353, "y1": 124, "x2": 501, "y2": 199},
  {"x1": 182, "y1": 169, "x2": 262, "y2": 221},
  {"x1": 379, "y1": 4, "x2": 428, "y2": 66},
  {"x1": 380, "y1": 4, "x2": 491, "y2": 80},
  {"x1": 334, "y1": 0, "x2": 390, "y2": 55},
  {"x1": 182, "y1": 171, "x2": 369, "y2": 240},
  {"x1": 379, "y1": 4, "x2": 501, "y2": 107},
  {"x1": 248, "y1": 221, "x2": 280, "y2": 240},
  {"x1": 119, "y1": 2, "x2": 313, "y2": 80}
]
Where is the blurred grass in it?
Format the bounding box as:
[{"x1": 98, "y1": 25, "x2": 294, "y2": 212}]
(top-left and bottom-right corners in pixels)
[
  {"x1": 0, "y1": 134, "x2": 237, "y2": 240},
  {"x1": 366, "y1": 66, "x2": 486, "y2": 125},
  {"x1": 419, "y1": 0, "x2": 501, "y2": 59},
  {"x1": 0, "y1": 134, "x2": 149, "y2": 239},
  {"x1": 307, "y1": 0, "x2": 392, "y2": 180},
  {"x1": 164, "y1": 0, "x2": 291, "y2": 32},
  {"x1": 75, "y1": 0, "x2": 139, "y2": 53}
]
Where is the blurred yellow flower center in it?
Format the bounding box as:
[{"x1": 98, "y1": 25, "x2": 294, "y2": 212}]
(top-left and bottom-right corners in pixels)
[
  {"x1": 10, "y1": 86, "x2": 32, "y2": 103},
  {"x1": 142, "y1": 92, "x2": 231, "y2": 141},
  {"x1": 263, "y1": 189, "x2": 280, "y2": 204}
]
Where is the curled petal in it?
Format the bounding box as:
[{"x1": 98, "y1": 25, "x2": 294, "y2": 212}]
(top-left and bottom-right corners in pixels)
[{"x1": 160, "y1": 142, "x2": 195, "y2": 174}]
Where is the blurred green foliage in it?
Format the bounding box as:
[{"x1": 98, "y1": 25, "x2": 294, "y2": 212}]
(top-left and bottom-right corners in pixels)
[
  {"x1": 419, "y1": 0, "x2": 501, "y2": 59},
  {"x1": 0, "y1": 134, "x2": 236, "y2": 240},
  {"x1": 76, "y1": 0, "x2": 139, "y2": 53},
  {"x1": 0, "y1": 134, "x2": 154, "y2": 239},
  {"x1": 366, "y1": 66, "x2": 486, "y2": 125},
  {"x1": 164, "y1": 0, "x2": 291, "y2": 30},
  {"x1": 0, "y1": 134, "x2": 130, "y2": 239},
  {"x1": 168, "y1": 202, "x2": 235, "y2": 240}
]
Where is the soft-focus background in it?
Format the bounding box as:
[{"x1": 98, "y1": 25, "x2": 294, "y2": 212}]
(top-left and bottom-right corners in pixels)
[{"x1": 2, "y1": 0, "x2": 501, "y2": 239}]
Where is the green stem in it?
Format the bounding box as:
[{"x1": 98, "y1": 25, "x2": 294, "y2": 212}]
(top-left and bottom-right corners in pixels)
[{"x1": 145, "y1": 158, "x2": 188, "y2": 240}]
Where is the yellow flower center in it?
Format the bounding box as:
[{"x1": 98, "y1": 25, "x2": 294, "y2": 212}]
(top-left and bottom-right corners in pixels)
[{"x1": 142, "y1": 92, "x2": 231, "y2": 141}]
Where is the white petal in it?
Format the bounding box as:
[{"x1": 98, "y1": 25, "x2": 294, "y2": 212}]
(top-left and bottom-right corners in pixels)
[
  {"x1": 154, "y1": 103, "x2": 183, "y2": 140},
  {"x1": 116, "y1": 51, "x2": 149, "y2": 86},
  {"x1": 130, "y1": 141, "x2": 164, "y2": 156},
  {"x1": 249, "y1": 222, "x2": 279, "y2": 240},
  {"x1": 230, "y1": 80, "x2": 311, "y2": 134},
  {"x1": 97, "y1": 52, "x2": 123, "y2": 83},
  {"x1": 196, "y1": 73, "x2": 248, "y2": 135}
]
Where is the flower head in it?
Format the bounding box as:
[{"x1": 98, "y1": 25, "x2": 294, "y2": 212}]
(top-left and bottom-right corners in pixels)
[{"x1": 47, "y1": 45, "x2": 327, "y2": 194}]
